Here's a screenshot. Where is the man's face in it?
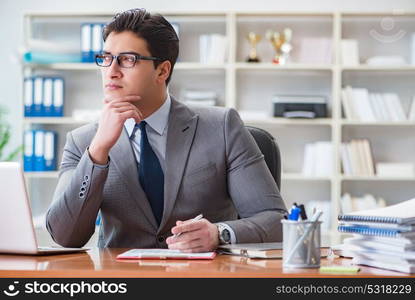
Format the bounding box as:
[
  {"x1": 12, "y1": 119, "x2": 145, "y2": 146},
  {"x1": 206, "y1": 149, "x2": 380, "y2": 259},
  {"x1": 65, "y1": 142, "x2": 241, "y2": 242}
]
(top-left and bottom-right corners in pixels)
[{"x1": 101, "y1": 31, "x2": 158, "y2": 101}]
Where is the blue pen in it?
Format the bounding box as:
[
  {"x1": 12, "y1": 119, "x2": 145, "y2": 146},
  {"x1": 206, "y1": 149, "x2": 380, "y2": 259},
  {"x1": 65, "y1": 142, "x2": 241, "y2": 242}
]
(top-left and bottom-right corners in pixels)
[{"x1": 288, "y1": 206, "x2": 301, "y2": 221}]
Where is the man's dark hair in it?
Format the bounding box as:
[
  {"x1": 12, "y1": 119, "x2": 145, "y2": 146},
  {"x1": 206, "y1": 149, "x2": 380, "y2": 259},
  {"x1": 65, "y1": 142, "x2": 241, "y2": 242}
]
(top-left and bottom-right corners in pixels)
[{"x1": 103, "y1": 8, "x2": 179, "y2": 85}]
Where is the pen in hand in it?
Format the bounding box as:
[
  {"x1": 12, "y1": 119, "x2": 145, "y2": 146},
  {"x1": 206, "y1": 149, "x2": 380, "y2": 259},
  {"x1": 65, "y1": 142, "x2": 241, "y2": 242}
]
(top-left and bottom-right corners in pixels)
[{"x1": 173, "y1": 214, "x2": 203, "y2": 238}]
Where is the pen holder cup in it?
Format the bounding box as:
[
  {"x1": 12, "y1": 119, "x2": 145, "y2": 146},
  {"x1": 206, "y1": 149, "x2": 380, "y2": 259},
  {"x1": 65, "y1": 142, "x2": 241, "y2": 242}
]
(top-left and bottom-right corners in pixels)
[{"x1": 281, "y1": 219, "x2": 322, "y2": 268}]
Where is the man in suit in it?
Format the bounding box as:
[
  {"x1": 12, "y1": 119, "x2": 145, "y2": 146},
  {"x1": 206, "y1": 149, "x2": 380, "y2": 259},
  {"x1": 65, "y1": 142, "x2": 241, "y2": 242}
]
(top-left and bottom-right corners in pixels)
[{"x1": 46, "y1": 8, "x2": 287, "y2": 252}]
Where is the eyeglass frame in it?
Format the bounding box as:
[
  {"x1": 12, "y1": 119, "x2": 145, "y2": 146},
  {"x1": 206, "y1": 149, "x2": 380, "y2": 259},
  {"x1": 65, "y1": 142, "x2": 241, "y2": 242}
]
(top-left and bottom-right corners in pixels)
[{"x1": 95, "y1": 51, "x2": 162, "y2": 68}]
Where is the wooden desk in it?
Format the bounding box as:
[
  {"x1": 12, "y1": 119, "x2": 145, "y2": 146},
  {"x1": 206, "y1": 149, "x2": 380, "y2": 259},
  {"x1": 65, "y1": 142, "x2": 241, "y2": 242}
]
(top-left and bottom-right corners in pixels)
[{"x1": 0, "y1": 248, "x2": 413, "y2": 278}]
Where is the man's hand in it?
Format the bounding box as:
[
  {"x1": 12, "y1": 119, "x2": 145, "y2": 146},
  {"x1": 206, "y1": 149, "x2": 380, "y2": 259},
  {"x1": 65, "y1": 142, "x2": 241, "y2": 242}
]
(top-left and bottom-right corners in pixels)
[
  {"x1": 166, "y1": 218, "x2": 219, "y2": 253},
  {"x1": 89, "y1": 95, "x2": 143, "y2": 164}
]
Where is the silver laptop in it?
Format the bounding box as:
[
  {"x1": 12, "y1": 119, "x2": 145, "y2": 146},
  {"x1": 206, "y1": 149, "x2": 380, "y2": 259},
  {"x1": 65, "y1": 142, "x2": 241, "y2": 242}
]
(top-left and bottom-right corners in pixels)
[{"x1": 0, "y1": 162, "x2": 89, "y2": 255}]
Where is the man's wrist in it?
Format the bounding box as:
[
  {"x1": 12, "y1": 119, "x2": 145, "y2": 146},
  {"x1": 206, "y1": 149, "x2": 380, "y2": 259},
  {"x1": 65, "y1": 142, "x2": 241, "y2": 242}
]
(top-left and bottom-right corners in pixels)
[
  {"x1": 88, "y1": 143, "x2": 110, "y2": 165},
  {"x1": 89, "y1": 141, "x2": 110, "y2": 165}
]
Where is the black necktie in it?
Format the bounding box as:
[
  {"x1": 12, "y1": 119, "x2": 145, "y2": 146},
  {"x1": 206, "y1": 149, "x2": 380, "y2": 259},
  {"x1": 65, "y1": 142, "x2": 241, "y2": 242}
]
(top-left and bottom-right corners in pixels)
[{"x1": 133, "y1": 121, "x2": 164, "y2": 225}]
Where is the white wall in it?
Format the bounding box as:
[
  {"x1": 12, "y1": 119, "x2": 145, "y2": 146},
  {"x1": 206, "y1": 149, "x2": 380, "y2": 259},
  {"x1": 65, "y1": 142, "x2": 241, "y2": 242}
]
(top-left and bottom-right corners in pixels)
[{"x1": 1, "y1": 0, "x2": 415, "y2": 154}]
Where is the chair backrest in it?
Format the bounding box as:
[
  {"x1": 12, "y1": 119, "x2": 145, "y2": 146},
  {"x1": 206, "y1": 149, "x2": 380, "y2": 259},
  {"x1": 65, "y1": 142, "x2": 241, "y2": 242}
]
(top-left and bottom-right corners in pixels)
[{"x1": 245, "y1": 126, "x2": 281, "y2": 191}]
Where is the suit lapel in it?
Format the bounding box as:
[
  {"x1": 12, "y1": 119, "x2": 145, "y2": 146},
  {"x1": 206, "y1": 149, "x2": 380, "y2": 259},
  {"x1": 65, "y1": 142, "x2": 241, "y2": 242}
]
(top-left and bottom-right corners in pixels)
[
  {"x1": 158, "y1": 99, "x2": 199, "y2": 232},
  {"x1": 110, "y1": 127, "x2": 158, "y2": 230}
]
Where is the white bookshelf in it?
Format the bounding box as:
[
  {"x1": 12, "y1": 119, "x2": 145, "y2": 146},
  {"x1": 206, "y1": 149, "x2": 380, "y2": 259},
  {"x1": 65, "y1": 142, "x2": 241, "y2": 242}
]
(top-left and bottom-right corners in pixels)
[{"x1": 22, "y1": 11, "x2": 415, "y2": 240}]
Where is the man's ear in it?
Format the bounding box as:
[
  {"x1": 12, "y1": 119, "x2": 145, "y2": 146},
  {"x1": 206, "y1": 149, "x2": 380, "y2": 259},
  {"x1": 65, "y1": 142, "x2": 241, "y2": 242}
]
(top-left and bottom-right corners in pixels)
[{"x1": 156, "y1": 61, "x2": 171, "y2": 84}]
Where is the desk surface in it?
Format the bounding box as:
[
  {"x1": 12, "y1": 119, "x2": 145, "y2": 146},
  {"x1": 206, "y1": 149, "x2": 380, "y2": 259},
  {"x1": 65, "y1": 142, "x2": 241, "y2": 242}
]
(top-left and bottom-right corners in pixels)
[{"x1": 0, "y1": 248, "x2": 413, "y2": 278}]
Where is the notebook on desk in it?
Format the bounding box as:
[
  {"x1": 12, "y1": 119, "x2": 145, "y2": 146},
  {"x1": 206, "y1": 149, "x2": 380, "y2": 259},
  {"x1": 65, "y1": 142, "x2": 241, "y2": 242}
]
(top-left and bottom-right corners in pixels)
[
  {"x1": 338, "y1": 198, "x2": 415, "y2": 225},
  {"x1": 0, "y1": 162, "x2": 89, "y2": 255}
]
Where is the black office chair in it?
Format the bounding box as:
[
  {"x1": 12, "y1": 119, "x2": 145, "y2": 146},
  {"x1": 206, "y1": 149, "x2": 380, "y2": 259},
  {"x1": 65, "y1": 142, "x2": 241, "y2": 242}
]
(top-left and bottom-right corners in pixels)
[{"x1": 245, "y1": 126, "x2": 281, "y2": 191}]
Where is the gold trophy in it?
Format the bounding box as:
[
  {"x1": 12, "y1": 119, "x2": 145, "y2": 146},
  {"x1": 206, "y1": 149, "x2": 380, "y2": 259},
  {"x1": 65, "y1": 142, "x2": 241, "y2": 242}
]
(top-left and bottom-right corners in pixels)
[
  {"x1": 246, "y1": 32, "x2": 262, "y2": 63},
  {"x1": 266, "y1": 28, "x2": 293, "y2": 65}
]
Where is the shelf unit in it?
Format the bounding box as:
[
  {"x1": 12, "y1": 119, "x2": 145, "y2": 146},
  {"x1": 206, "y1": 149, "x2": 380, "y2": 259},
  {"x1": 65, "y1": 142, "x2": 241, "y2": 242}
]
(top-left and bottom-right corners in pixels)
[{"x1": 22, "y1": 11, "x2": 415, "y2": 241}]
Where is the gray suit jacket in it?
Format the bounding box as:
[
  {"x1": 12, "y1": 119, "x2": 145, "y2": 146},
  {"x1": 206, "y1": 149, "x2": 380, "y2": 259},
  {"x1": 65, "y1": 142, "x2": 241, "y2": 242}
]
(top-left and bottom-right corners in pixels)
[{"x1": 46, "y1": 98, "x2": 287, "y2": 248}]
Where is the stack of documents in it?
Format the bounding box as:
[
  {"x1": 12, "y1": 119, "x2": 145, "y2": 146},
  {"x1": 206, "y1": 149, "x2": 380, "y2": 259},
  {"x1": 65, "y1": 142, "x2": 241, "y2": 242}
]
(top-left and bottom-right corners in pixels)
[{"x1": 335, "y1": 198, "x2": 415, "y2": 273}]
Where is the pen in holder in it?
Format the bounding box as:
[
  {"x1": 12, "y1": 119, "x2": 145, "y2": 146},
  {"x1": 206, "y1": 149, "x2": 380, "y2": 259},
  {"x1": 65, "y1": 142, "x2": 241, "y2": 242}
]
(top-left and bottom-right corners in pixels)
[{"x1": 282, "y1": 210, "x2": 322, "y2": 268}]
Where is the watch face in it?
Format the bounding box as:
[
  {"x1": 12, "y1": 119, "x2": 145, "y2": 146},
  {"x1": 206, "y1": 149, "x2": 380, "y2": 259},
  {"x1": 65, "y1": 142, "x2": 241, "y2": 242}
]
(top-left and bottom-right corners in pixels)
[{"x1": 221, "y1": 228, "x2": 231, "y2": 243}]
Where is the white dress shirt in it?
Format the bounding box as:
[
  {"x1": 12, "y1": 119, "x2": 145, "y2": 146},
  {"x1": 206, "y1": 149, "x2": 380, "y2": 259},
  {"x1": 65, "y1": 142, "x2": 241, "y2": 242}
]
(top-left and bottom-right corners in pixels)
[{"x1": 124, "y1": 94, "x2": 171, "y2": 173}]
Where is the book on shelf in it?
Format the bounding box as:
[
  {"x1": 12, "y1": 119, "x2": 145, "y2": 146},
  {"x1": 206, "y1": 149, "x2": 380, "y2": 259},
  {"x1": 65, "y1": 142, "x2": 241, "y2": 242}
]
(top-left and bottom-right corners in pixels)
[
  {"x1": 199, "y1": 34, "x2": 227, "y2": 64},
  {"x1": 340, "y1": 144, "x2": 352, "y2": 175},
  {"x1": 301, "y1": 141, "x2": 333, "y2": 177},
  {"x1": 341, "y1": 88, "x2": 356, "y2": 120},
  {"x1": 81, "y1": 23, "x2": 105, "y2": 63},
  {"x1": 341, "y1": 86, "x2": 407, "y2": 122},
  {"x1": 340, "y1": 39, "x2": 359, "y2": 66},
  {"x1": 24, "y1": 130, "x2": 58, "y2": 172},
  {"x1": 341, "y1": 139, "x2": 375, "y2": 176},
  {"x1": 24, "y1": 76, "x2": 64, "y2": 117}
]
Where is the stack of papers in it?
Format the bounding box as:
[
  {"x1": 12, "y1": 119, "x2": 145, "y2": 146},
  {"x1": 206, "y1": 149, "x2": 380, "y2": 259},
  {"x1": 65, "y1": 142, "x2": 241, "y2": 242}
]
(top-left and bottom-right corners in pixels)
[{"x1": 336, "y1": 198, "x2": 415, "y2": 273}]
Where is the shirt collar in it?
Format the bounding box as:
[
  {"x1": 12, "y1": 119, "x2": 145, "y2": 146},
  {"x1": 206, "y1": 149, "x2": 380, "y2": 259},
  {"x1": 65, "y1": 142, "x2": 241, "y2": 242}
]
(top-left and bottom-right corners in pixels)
[{"x1": 125, "y1": 93, "x2": 171, "y2": 137}]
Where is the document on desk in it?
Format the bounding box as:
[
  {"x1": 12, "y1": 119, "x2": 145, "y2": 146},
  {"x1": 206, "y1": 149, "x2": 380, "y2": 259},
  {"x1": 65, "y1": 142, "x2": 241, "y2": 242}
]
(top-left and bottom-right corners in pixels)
[
  {"x1": 218, "y1": 243, "x2": 331, "y2": 259},
  {"x1": 116, "y1": 249, "x2": 217, "y2": 260},
  {"x1": 217, "y1": 243, "x2": 283, "y2": 259}
]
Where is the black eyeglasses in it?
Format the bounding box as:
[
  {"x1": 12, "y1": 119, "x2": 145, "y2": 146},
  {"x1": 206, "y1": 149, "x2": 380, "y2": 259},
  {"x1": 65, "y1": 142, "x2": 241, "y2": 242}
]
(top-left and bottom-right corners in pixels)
[{"x1": 95, "y1": 52, "x2": 162, "y2": 68}]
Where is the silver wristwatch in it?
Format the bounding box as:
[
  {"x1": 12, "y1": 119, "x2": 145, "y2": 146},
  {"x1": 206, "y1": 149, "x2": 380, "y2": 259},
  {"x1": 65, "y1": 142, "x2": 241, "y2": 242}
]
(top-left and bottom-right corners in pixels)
[{"x1": 217, "y1": 223, "x2": 231, "y2": 245}]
